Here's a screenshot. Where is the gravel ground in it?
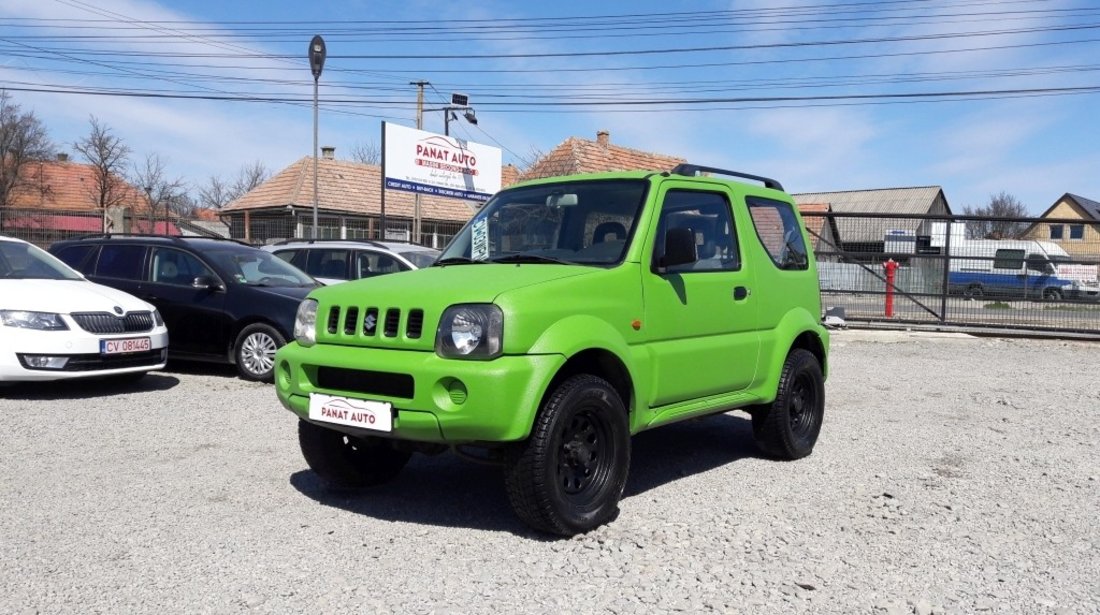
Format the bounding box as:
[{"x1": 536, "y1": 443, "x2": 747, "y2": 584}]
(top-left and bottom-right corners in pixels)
[{"x1": 1, "y1": 331, "x2": 1098, "y2": 615}]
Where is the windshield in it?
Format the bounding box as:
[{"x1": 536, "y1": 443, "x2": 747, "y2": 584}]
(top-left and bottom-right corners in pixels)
[
  {"x1": 206, "y1": 248, "x2": 317, "y2": 287},
  {"x1": 0, "y1": 240, "x2": 83, "y2": 280},
  {"x1": 398, "y1": 248, "x2": 441, "y2": 269},
  {"x1": 438, "y1": 179, "x2": 648, "y2": 266}
]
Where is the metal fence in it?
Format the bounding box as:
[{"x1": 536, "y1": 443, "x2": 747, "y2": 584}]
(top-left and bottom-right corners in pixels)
[
  {"x1": 803, "y1": 212, "x2": 1100, "y2": 337},
  {"x1": 224, "y1": 210, "x2": 466, "y2": 250}
]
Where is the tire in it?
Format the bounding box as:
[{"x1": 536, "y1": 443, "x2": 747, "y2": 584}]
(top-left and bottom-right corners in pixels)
[
  {"x1": 751, "y1": 349, "x2": 825, "y2": 461},
  {"x1": 504, "y1": 374, "x2": 631, "y2": 536},
  {"x1": 297, "y1": 419, "x2": 411, "y2": 489},
  {"x1": 1042, "y1": 288, "x2": 1063, "y2": 301},
  {"x1": 234, "y1": 323, "x2": 284, "y2": 382},
  {"x1": 963, "y1": 284, "x2": 983, "y2": 299}
]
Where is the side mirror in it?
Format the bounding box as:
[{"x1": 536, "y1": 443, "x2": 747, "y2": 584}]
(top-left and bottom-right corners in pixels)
[
  {"x1": 659, "y1": 227, "x2": 697, "y2": 271},
  {"x1": 192, "y1": 275, "x2": 222, "y2": 291}
]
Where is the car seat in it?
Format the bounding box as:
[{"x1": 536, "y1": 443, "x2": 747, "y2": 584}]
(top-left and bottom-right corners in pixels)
[
  {"x1": 157, "y1": 259, "x2": 179, "y2": 284},
  {"x1": 593, "y1": 221, "x2": 626, "y2": 244}
]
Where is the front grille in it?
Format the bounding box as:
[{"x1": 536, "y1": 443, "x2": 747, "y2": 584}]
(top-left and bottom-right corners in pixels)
[
  {"x1": 316, "y1": 366, "x2": 415, "y2": 399},
  {"x1": 72, "y1": 311, "x2": 154, "y2": 334},
  {"x1": 323, "y1": 305, "x2": 427, "y2": 341}
]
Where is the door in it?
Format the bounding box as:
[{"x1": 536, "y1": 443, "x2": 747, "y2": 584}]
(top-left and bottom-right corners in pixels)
[
  {"x1": 146, "y1": 247, "x2": 228, "y2": 356},
  {"x1": 640, "y1": 184, "x2": 761, "y2": 407},
  {"x1": 88, "y1": 244, "x2": 148, "y2": 298}
]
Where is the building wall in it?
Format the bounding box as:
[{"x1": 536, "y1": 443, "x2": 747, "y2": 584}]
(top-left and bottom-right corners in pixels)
[{"x1": 1023, "y1": 199, "x2": 1100, "y2": 257}]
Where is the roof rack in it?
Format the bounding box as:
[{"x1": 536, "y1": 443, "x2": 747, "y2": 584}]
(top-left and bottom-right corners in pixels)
[
  {"x1": 271, "y1": 238, "x2": 389, "y2": 249},
  {"x1": 74, "y1": 233, "x2": 249, "y2": 246},
  {"x1": 669, "y1": 164, "x2": 784, "y2": 191}
]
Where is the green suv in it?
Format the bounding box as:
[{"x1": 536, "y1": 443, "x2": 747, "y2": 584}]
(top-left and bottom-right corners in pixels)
[{"x1": 275, "y1": 164, "x2": 829, "y2": 536}]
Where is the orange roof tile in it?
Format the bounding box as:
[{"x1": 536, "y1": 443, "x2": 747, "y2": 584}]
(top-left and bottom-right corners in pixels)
[
  {"x1": 520, "y1": 132, "x2": 686, "y2": 180},
  {"x1": 9, "y1": 160, "x2": 148, "y2": 212}
]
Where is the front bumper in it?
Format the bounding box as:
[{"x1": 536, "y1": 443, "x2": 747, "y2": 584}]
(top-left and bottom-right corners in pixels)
[
  {"x1": 0, "y1": 327, "x2": 169, "y2": 382},
  {"x1": 275, "y1": 342, "x2": 564, "y2": 444}
]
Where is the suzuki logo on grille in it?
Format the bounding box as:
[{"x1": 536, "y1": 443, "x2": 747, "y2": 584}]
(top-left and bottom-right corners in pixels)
[
  {"x1": 364, "y1": 313, "x2": 377, "y2": 333},
  {"x1": 112, "y1": 306, "x2": 123, "y2": 315}
]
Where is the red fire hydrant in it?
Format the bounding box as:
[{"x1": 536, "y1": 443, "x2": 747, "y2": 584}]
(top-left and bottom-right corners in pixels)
[{"x1": 884, "y1": 258, "x2": 899, "y2": 317}]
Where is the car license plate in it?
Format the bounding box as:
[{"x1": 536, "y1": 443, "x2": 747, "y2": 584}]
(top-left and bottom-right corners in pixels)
[
  {"x1": 309, "y1": 393, "x2": 393, "y2": 433},
  {"x1": 100, "y1": 337, "x2": 152, "y2": 355}
]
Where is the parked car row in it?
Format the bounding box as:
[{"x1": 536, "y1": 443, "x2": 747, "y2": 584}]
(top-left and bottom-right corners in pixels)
[{"x1": 0, "y1": 234, "x2": 439, "y2": 384}]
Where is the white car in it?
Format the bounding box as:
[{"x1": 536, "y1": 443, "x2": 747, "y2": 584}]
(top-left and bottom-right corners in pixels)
[
  {"x1": 0, "y1": 235, "x2": 169, "y2": 383},
  {"x1": 263, "y1": 239, "x2": 440, "y2": 286}
]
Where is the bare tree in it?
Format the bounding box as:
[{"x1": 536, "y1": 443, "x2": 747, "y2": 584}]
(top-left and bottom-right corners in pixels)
[
  {"x1": 199, "y1": 160, "x2": 269, "y2": 209},
  {"x1": 349, "y1": 141, "x2": 381, "y2": 165},
  {"x1": 132, "y1": 153, "x2": 185, "y2": 233},
  {"x1": 73, "y1": 116, "x2": 132, "y2": 230},
  {"x1": 963, "y1": 191, "x2": 1030, "y2": 239},
  {"x1": 0, "y1": 92, "x2": 53, "y2": 228}
]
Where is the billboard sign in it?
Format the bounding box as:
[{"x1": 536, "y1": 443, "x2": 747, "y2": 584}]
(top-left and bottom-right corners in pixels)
[{"x1": 383, "y1": 122, "x2": 502, "y2": 202}]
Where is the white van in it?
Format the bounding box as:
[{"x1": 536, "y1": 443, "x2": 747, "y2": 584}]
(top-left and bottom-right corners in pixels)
[{"x1": 944, "y1": 238, "x2": 1099, "y2": 301}]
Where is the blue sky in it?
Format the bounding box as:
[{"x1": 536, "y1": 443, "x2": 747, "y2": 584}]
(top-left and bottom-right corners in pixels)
[{"x1": 2, "y1": 0, "x2": 1099, "y2": 214}]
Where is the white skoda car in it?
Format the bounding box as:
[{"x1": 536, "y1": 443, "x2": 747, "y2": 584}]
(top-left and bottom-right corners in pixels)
[{"x1": 0, "y1": 235, "x2": 169, "y2": 383}]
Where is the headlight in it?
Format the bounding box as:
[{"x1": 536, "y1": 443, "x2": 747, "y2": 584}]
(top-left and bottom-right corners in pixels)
[
  {"x1": 0, "y1": 310, "x2": 69, "y2": 331},
  {"x1": 436, "y1": 304, "x2": 503, "y2": 359},
  {"x1": 153, "y1": 309, "x2": 164, "y2": 326},
  {"x1": 294, "y1": 299, "x2": 318, "y2": 347}
]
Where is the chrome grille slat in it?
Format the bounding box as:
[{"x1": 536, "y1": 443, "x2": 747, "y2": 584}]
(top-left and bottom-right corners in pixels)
[{"x1": 71, "y1": 311, "x2": 154, "y2": 334}]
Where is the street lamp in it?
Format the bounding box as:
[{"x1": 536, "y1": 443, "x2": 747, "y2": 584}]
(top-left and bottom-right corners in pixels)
[
  {"x1": 426, "y1": 93, "x2": 478, "y2": 136},
  {"x1": 308, "y1": 35, "x2": 326, "y2": 240}
]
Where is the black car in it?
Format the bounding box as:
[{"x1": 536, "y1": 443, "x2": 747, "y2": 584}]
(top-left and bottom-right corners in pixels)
[{"x1": 49, "y1": 235, "x2": 318, "y2": 381}]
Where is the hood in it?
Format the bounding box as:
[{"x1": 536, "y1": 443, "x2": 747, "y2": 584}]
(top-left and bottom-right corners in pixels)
[
  {"x1": 246, "y1": 283, "x2": 317, "y2": 302},
  {"x1": 0, "y1": 279, "x2": 155, "y2": 314},
  {"x1": 313, "y1": 263, "x2": 600, "y2": 306}
]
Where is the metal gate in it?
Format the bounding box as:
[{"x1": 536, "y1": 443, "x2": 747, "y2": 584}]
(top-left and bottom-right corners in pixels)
[{"x1": 801, "y1": 212, "x2": 1100, "y2": 338}]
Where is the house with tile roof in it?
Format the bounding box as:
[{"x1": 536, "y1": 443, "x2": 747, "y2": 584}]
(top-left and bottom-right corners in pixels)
[
  {"x1": 0, "y1": 155, "x2": 166, "y2": 242},
  {"x1": 1021, "y1": 193, "x2": 1100, "y2": 259},
  {"x1": 220, "y1": 148, "x2": 510, "y2": 247},
  {"x1": 791, "y1": 186, "x2": 951, "y2": 259}
]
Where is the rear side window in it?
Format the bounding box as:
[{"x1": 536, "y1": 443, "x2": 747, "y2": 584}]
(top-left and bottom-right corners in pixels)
[
  {"x1": 306, "y1": 249, "x2": 349, "y2": 279},
  {"x1": 356, "y1": 251, "x2": 407, "y2": 277},
  {"x1": 993, "y1": 249, "x2": 1025, "y2": 270},
  {"x1": 747, "y1": 197, "x2": 808, "y2": 270},
  {"x1": 94, "y1": 244, "x2": 146, "y2": 280},
  {"x1": 53, "y1": 245, "x2": 96, "y2": 272}
]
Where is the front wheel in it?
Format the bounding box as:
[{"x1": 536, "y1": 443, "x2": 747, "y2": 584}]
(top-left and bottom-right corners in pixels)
[
  {"x1": 504, "y1": 374, "x2": 630, "y2": 536},
  {"x1": 234, "y1": 323, "x2": 284, "y2": 382},
  {"x1": 298, "y1": 419, "x2": 411, "y2": 489},
  {"x1": 750, "y1": 349, "x2": 825, "y2": 460},
  {"x1": 1042, "y1": 287, "x2": 1063, "y2": 301}
]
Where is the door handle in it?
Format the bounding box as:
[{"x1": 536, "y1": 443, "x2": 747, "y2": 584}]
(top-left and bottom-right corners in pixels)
[{"x1": 733, "y1": 286, "x2": 750, "y2": 300}]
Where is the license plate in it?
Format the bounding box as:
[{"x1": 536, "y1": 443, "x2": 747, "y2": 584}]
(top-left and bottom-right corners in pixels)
[
  {"x1": 309, "y1": 393, "x2": 393, "y2": 433},
  {"x1": 100, "y1": 337, "x2": 152, "y2": 355}
]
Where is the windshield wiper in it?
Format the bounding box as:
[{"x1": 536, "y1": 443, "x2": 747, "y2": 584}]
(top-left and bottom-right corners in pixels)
[
  {"x1": 488, "y1": 253, "x2": 573, "y2": 265},
  {"x1": 433, "y1": 256, "x2": 486, "y2": 267}
]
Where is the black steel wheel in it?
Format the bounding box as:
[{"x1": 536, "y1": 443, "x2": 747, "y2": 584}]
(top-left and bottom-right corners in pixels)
[
  {"x1": 963, "y1": 284, "x2": 984, "y2": 299},
  {"x1": 751, "y1": 349, "x2": 825, "y2": 460},
  {"x1": 298, "y1": 419, "x2": 411, "y2": 489},
  {"x1": 504, "y1": 374, "x2": 630, "y2": 536}
]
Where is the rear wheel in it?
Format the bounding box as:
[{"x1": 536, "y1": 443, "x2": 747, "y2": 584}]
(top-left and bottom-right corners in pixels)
[
  {"x1": 298, "y1": 419, "x2": 411, "y2": 489},
  {"x1": 963, "y1": 284, "x2": 983, "y2": 299},
  {"x1": 751, "y1": 349, "x2": 825, "y2": 460},
  {"x1": 504, "y1": 374, "x2": 630, "y2": 536},
  {"x1": 234, "y1": 323, "x2": 284, "y2": 382}
]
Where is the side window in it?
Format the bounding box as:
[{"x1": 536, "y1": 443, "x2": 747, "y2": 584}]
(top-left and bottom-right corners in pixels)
[
  {"x1": 94, "y1": 245, "x2": 147, "y2": 280},
  {"x1": 273, "y1": 249, "x2": 299, "y2": 265},
  {"x1": 655, "y1": 190, "x2": 740, "y2": 273},
  {"x1": 993, "y1": 249, "x2": 1025, "y2": 270},
  {"x1": 1025, "y1": 254, "x2": 1051, "y2": 273},
  {"x1": 54, "y1": 245, "x2": 96, "y2": 272},
  {"x1": 306, "y1": 249, "x2": 349, "y2": 279},
  {"x1": 152, "y1": 248, "x2": 213, "y2": 286},
  {"x1": 747, "y1": 197, "x2": 808, "y2": 270}
]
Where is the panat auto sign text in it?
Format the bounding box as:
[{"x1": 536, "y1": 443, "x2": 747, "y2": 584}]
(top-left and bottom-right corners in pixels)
[{"x1": 382, "y1": 122, "x2": 502, "y2": 202}]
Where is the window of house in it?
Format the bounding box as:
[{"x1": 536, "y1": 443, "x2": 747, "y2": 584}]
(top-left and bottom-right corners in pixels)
[
  {"x1": 1049, "y1": 225, "x2": 1064, "y2": 240},
  {"x1": 1069, "y1": 224, "x2": 1084, "y2": 240}
]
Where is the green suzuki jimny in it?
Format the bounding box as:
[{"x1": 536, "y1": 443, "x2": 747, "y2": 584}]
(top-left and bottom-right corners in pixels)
[{"x1": 275, "y1": 164, "x2": 828, "y2": 536}]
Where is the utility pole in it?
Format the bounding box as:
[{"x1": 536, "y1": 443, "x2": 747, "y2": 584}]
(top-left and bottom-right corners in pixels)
[{"x1": 410, "y1": 80, "x2": 429, "y2": 245}]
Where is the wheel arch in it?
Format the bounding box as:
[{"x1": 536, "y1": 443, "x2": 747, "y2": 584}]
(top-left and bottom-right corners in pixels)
[
  {"x1": 540, "y1": 348, "x2": 635, "y2": 420},
  {"x1": 226, "y1": 317, "x2": 290, "y2": 364}
]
